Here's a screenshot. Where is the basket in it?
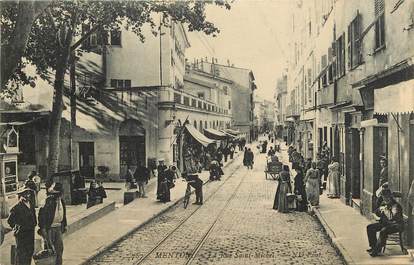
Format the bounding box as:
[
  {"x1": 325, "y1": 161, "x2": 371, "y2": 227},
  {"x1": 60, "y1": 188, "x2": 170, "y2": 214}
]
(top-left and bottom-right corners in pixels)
[{"x1": 33, "y1": 255, "x2": 56, "y2": 265}]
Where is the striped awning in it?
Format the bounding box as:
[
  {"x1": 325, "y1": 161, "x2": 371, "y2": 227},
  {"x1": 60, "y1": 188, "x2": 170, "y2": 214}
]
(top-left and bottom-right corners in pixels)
[{"x1": 185, "y1": 124, "x2": 216, "y2": 147}]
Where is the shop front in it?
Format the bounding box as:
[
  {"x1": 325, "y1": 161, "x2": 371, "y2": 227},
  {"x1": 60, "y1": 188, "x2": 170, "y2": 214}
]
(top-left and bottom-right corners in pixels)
[{"x1": 182, "y1": 124, "x2": 216, "y2": 173}]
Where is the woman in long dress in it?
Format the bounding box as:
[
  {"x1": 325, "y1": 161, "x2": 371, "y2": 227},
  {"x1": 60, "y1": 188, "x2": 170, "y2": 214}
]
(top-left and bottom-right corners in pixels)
[
  {"x1": 327, "y1": 157, "x2": 340, "y2": 198},
  {"x1": 305, "y1": 162, "x2": 320, "y2": 207},
  {"x1": 294, "y1": 167, "x2": 307, "y2": 211},
  {"x1": 273, "y1": 165, "x2": 292, "y2": 213}
]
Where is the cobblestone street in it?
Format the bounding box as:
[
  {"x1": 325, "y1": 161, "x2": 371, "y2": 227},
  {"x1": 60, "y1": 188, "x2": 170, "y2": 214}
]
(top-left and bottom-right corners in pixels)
[{"x1": 87, "y1": 149, "x2": 345, "y2": 265}]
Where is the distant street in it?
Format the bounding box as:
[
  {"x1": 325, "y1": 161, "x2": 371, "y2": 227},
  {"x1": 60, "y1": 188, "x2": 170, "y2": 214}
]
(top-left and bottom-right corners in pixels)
[{"x1": 87, "y1": 145, "x2": 345, "y2": 265}]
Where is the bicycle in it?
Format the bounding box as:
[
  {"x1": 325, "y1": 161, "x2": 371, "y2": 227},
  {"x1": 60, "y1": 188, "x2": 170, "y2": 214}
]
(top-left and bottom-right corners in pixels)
[{"x1": 183, "y1": 182, "x2": 192, "y2": 209}]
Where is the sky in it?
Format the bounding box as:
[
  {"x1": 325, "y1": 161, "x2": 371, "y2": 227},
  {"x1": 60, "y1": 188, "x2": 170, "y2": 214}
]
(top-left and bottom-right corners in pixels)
[{"x1": 186, "y1": 0, "x2": 292, "y2": 99}]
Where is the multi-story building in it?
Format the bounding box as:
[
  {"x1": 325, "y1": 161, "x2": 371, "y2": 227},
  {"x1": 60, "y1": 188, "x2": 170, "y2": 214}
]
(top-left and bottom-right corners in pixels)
[
  {"x1": 275, "y1": 74, "x2": 288, "y2": 140},
  {"x1": 287, "y1": 0, "x2": 414, "y2": 245},
  {"x1": 198, "y1": 60, "x2": 257, "y2": 142}
]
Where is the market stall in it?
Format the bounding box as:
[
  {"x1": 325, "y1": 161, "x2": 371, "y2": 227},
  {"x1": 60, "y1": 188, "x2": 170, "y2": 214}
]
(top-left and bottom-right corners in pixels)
[{"x1": 183, "y1": 124, "x2": 217, "y2": 173}]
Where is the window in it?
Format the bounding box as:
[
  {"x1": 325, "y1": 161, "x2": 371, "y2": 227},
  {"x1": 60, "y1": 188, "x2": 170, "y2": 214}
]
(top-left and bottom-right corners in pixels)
[
  {"x1": 348, "y1": 12, "x2": 363, "y2": 69},
  {"x1": 228, "y1": 100, "x2": 231, "y2": 110},
  {"x1": 374, "y1": 0, "x2": 385, "y2": 50},
  {"x1": 205, "y1": 121, "x2": 207, "y2": 128},
  {"x1": 336, "y1": 33, "x2": 346, "y2": 78},
  {"x1": 110, "y1": 79, "x2": 131, "y2": 89},
  {"x1": 223, "y1": 86, "x2": 228, "y2": 95},
  {"x1": 197, "y1": 92, "x2": 205, "y2": 99},
  {"x1": 110, "y1": 30, "x2": 121, "y2": 45},
  {"x1": 191, "y1": 99, "x2": 197, "y2": 107},
  {"x1": 183, "y1": 96, "x2": 190, "y2": 106},
  {"x1": 174, "y1": 93, "x2": 181, "y2": 103}
]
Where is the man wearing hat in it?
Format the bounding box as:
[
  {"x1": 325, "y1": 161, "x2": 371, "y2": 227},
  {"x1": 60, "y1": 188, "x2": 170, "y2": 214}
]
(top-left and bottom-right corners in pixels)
[
  {"x1": 184, "y1": 173, "x2": 203, "y2": 205},
  {"x1": 7, "y1": 186, "x2": 37, "y2": 265},
  {"x1": 38, "y1": 182, "x2": 67, "y2": 265},
  {"x1": 366, "y1": 185, "x2": 404, "y2": 257}
]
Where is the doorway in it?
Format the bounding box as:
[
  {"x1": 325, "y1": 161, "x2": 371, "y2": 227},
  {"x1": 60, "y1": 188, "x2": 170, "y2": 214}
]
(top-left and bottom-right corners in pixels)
[
  {"x1": 119, "y1": 119, "x2": 146, "y2": 178},
  {"x1": 350, "y1": 128, "x2": 361, "y2": 200},
  {"x1": 79, "y1": 142, "x2": 95, "y2": 179}
]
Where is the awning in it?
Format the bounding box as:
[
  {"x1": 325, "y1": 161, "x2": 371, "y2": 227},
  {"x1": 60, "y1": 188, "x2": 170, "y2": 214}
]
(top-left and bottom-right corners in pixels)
[
  {"x1": 220, "y1": 130, "x2": 236, "y2": 138},
  {"x1": 185, "y1": 124, "x2": 216, "y2": 147},
  {"x1": 374, "y1": 79, "x2": 414, "y2": 114},
  {"x1": 204, "y1": 128, "x2": 227, "y2": 140},
  {"x1": 224, "y1": 129, "x2": 240, "y2": 136}
]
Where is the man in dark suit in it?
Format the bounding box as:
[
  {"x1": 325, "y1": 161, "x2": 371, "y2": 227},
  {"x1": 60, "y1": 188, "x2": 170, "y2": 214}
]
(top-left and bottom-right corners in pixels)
[
  {"x1": 8, "y1": 187, "x2": 37, "y2": 265},
  {"x1": 366, "y1": 186, "x2": 404, "y2": 257},
  {"x1": 186, "y1": 173, "x2": 203, "y2": 205}
]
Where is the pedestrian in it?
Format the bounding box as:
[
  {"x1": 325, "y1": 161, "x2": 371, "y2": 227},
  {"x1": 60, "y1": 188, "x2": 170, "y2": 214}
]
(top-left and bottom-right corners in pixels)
[
  {"x1": 245, "y1": 148, "x2": 254, "y2": 169},
  {"x1": 229, "y1": 145, "x2": 235, "y2": 159},
  {"x1": 273, "y1": 165, "x2": 292, "y2": 213},
  {"x1": 304, "y1": 162, "x2": 320, "y2": 208},
  {"x1": 134, "y1": 161, "x2": 150, "y2": 198},
  {"x1": 316, "y1": 153, "x2": 326, "y2": 192},
  {"x1": 267, "y1": 146, "x2": 275, "y2": 157},
  {"x1": 156, "y1": 159, "x2": 167, "y2": 200},
  {"x1": 209, "y1": 160, "x2": 223, "y2": 181},
  {"x1": 86, "y1": 180, "x2": 107, "y2": 208},
  {"x1": 366, "y1": 185, "x2": 403, "y2": 257},
  {"x1": 327, "y1": 157, "x2": 340, "y2": 198},
  {"x1": 26, "y1": 171, "x2": 41, "y2": 207},
  {"x1": 38, "y1": 182, "x2": 67, "y2": 265},
  {"x1": 161, "y1": 165, "x2": 177, "y2": 202},
  {"x1": 294, "y1": 167, "x2": 307, "y2": 211},
  {"x1": 223, "y1": 146, "x2": 229, "y2": 162},
  {"x1": 8, "y1": 186, "x2": 37, "y2": 265},
  {"x1": 124, "y1": 166, "x2": 136, "y2": 190},
  {"x1": 185, "y1": 173, "x2": 203, "y2": 205},
  {"x1": 378, "y1": 156, "x2": 388, "y2": 188},
  {"x1": 216, "y1": 147, "x2": 223, "y2": 166},
  {"x1": 243, "y1": 147, "x2": 248, "y2": 167}
]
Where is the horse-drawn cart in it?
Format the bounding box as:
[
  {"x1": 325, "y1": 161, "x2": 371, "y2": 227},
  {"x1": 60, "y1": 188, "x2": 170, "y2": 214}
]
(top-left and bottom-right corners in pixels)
[{"x1": 265, "y1": 158, "x2": 282, "y2": 180}]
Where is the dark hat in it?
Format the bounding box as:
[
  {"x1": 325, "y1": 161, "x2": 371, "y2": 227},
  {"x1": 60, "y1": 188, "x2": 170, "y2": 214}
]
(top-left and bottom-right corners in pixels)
[
  {"x1": 379, "y1": 156, "x2": 387, "y2": 162},
  {"x1": 380, "y1": 183, "x2": 393, "y2": 197}
]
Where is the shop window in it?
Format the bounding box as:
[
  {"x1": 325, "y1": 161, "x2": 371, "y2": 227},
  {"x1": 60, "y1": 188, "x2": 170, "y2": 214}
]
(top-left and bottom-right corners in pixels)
[{"x1": 374, "y1": 0, "x2": 385, "y2": 51}]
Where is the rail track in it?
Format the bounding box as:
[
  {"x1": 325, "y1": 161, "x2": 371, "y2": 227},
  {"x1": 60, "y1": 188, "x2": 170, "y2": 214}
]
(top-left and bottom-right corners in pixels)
[{"x1": 131, "y1": 162, "x2": 249, "y2": 265}]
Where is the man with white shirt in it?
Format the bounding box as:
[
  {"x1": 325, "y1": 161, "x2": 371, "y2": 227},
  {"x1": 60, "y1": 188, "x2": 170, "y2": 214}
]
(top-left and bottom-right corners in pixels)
[{"x1": 38, "y1": 182, "x2": 67, "y2": 265}]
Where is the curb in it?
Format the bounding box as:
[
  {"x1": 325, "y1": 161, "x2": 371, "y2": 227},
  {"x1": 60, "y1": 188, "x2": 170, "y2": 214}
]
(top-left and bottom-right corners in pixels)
[
  {"x1": 80, "y1": 152, "x2": 243, "y2": 265},
  {"x1": 313, "y1": 208, "x2": 355, "y2": 265}
]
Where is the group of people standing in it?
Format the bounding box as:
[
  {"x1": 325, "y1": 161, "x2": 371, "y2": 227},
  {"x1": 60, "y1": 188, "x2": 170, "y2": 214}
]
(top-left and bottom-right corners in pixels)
[
  {"x1": 7, "y1": 176, "x2": 67, "y2": 265},
  {"x1": 271, "y1": 142, "x2": 341, "y2": 214}
]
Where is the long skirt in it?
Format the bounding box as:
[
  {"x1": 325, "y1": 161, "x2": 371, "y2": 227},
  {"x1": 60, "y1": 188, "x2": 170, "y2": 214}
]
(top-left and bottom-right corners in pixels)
[
  {"x1": 273, "y1": 182, "x2": 291, "y2": 213},
  {"x1": 327, "y1": 171, "x2": 340, "y2": 197},
  {"x1": 306, "y1": 178, "x2": 320, "y2": 206}
]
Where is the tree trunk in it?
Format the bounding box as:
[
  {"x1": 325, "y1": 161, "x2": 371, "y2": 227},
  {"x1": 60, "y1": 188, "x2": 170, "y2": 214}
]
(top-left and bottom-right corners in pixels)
[
  {"x1": 0, "y1": 0, "x2": 50, "y2": 88},
  {"x1": 47, "y1": 28, "x2": 73, "y2": 175}
]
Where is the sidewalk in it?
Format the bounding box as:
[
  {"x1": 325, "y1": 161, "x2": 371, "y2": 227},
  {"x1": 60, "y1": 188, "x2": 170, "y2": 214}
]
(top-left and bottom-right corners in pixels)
[
  {"x1": 62, "y1": 150, "x2": 243, "y2": 265},
  {"x1": 277, "y1": 139, "x2": 414, "y2": 265},
  {"x1": 315, "y1": 195, "x2": 414, "y2": 265}
]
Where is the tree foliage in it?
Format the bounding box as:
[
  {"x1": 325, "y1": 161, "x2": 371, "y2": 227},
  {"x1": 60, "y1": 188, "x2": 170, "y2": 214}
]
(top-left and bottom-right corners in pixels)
[{"x1": 0, "y1": 0, "x2": 231, "y2": 173}]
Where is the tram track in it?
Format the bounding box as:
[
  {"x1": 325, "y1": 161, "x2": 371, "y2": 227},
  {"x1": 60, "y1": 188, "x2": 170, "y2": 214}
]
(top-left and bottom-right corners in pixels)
[{"x1": 132, "y1": 162, "x2": 249, "y2": 265}]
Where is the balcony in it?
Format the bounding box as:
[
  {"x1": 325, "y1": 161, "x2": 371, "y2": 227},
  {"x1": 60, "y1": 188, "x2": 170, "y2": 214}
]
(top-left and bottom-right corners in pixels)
[
  {"x1": 159, "y1": 87, "x2": 230, "y2": 116},
  {"x1": 286, "y1": 104, "x2": 300, "y2": 118}
]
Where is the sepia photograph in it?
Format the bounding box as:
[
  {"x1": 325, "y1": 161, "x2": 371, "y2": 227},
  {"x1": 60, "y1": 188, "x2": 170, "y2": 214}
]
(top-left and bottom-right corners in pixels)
[{"x1": 0, "y1": 0, "x2": 414, "y2": 264}]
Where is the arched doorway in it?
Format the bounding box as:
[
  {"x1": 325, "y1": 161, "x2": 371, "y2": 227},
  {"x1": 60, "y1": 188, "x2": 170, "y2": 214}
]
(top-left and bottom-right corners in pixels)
[{"x1": 119, "y1": 119, "x2": 145, "y2": 178}]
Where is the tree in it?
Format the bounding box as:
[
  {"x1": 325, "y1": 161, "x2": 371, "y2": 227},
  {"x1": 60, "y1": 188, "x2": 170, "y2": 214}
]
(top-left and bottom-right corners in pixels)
[
  {"x1": 1, "y1": 0, "x2": 231, "y2": 174},
  {"x1": 0, "y1": 0, "x2": 52, "y2": 89}
]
